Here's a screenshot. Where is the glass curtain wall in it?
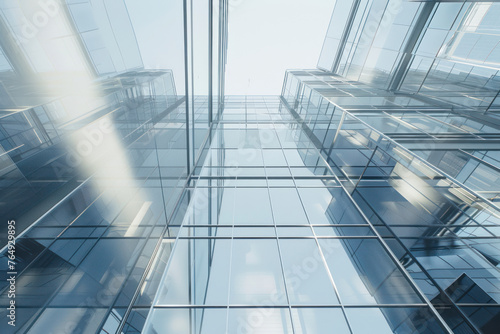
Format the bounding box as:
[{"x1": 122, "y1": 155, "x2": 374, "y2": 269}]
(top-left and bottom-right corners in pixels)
[
  {"x1": 1, "y1": 0, "x2": 500, "y2": 333},
  {"x1": 318, "y1": 0, "x2": 500, "y2": 114},
  {"x1": 143, "y1": 96, "x2": 451, "y2": 334},
  {"x1": 0, "y1": 0, "x2": 227, "y2": 333},
  {"x1": 281, "y1": 69, "x2": 500, "y2": 333}
]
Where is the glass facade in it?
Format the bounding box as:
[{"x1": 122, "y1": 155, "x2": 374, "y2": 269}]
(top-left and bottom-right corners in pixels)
[
  {"x1": 1, "y1": 1, "x2": 500, "y2": 334},
  {"x1": 318, "y1": 0, "x2": 500, "y2": 111}
]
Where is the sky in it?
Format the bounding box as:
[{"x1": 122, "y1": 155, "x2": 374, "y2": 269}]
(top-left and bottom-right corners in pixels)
[
  {"x1": 126, "y1": 0, "x2": 336, "y2": 96},
  {"x1": 225, "y1": 0, "x2": 336, "y2": 95},
  {"x1": 126, "y1": 0, "x2": 186, "y2": 93}
]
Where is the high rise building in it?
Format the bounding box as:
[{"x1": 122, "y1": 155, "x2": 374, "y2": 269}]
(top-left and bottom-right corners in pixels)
[{"x1": 1, "y1": 1, "x2": 500, "y2": 333}]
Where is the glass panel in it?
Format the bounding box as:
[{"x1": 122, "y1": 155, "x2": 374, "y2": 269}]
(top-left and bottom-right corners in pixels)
[
  {"x1": 227, "y1": 308, "x2": 293, "y2": 334},
  {"x1": 229, "y1": 239, "x2": 287, "y2": 305},
  {"x1": 233, "y1": 188, "x2": 274, "y2": 225},
  {"x1": 270, "y1": 188, "x2": 309, "y2": 225},
  {"x1": 318, "y1": 239, "x2": 423, "y2": 304},
  {"x1": 279, "y1": 239, "x2": 339, "y2": 305},
  {"x1": 145, "y1": 308, "x2": 227, "y2": 334},
  {"x1": 27, "y1": 308, "x2": 108, "y2": 334},
  {"x1": 291, "y1": 307, "x2": 350, "y2": 334},
  {"x1": 345, "y1": 307, "x2": 448, "y2": 334}
]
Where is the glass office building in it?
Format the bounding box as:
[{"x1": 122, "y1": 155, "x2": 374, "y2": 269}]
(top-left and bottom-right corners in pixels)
[{"x1": 1, "y1": 0, "x2": 500, "y2": 333}]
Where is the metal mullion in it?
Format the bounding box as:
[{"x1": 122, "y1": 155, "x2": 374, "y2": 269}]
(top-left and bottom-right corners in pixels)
[
  {"x1": 208, "y1": 0, "x2": 213, "y2": 125},
  {"x1": 351, "y1": 146, "x2": 378, "y2": 194},
  {"x1": 183, "y1": 224, "x2": 371, "y2": 228},
  {"x1": 190, "y1": 0, "x2": 196, "y2": 172},
  {"x1": 223, "y1": 153, "x2": 236, "y2": 331},
  {"x1": 183, "y1": 0, "x2": 191, "y2": 174},
  {"x1": 178, "y1": 236, "x2": 379, "y2": 240},
  {"x1": 151, "y1": 303, "x2": 436, "y2": 308},
  {"x1": 382, "y1": 111, "x2": 441, "y2": 140},
  {"x1": 415, "y1": 111, "x2": 482, "y2": 139}
]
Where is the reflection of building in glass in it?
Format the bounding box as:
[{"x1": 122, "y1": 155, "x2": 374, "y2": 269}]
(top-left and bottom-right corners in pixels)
[{"x1": 1, "y1": 1, "x2": 500, "y2": 334}]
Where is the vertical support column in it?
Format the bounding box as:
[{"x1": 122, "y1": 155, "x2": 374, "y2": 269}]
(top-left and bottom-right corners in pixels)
[
  {"x1": 388, "y1": 2, "x2": 435, "y2": 92},
  {"x1": 189, "y1": 0, "x2": 195, "y2": 168},
  {"x1": 183, "y1": 0, "x2": 191, "y2": 174},
  {"x1": 208, "y1": 0, "x2": 214, "y2": 124},
  {"x1": 331, "y1": 0, "x2": 360, "y2": 74},
  {"x1": 218, "y1": 0, "x2": 228, "y2": 119}
]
